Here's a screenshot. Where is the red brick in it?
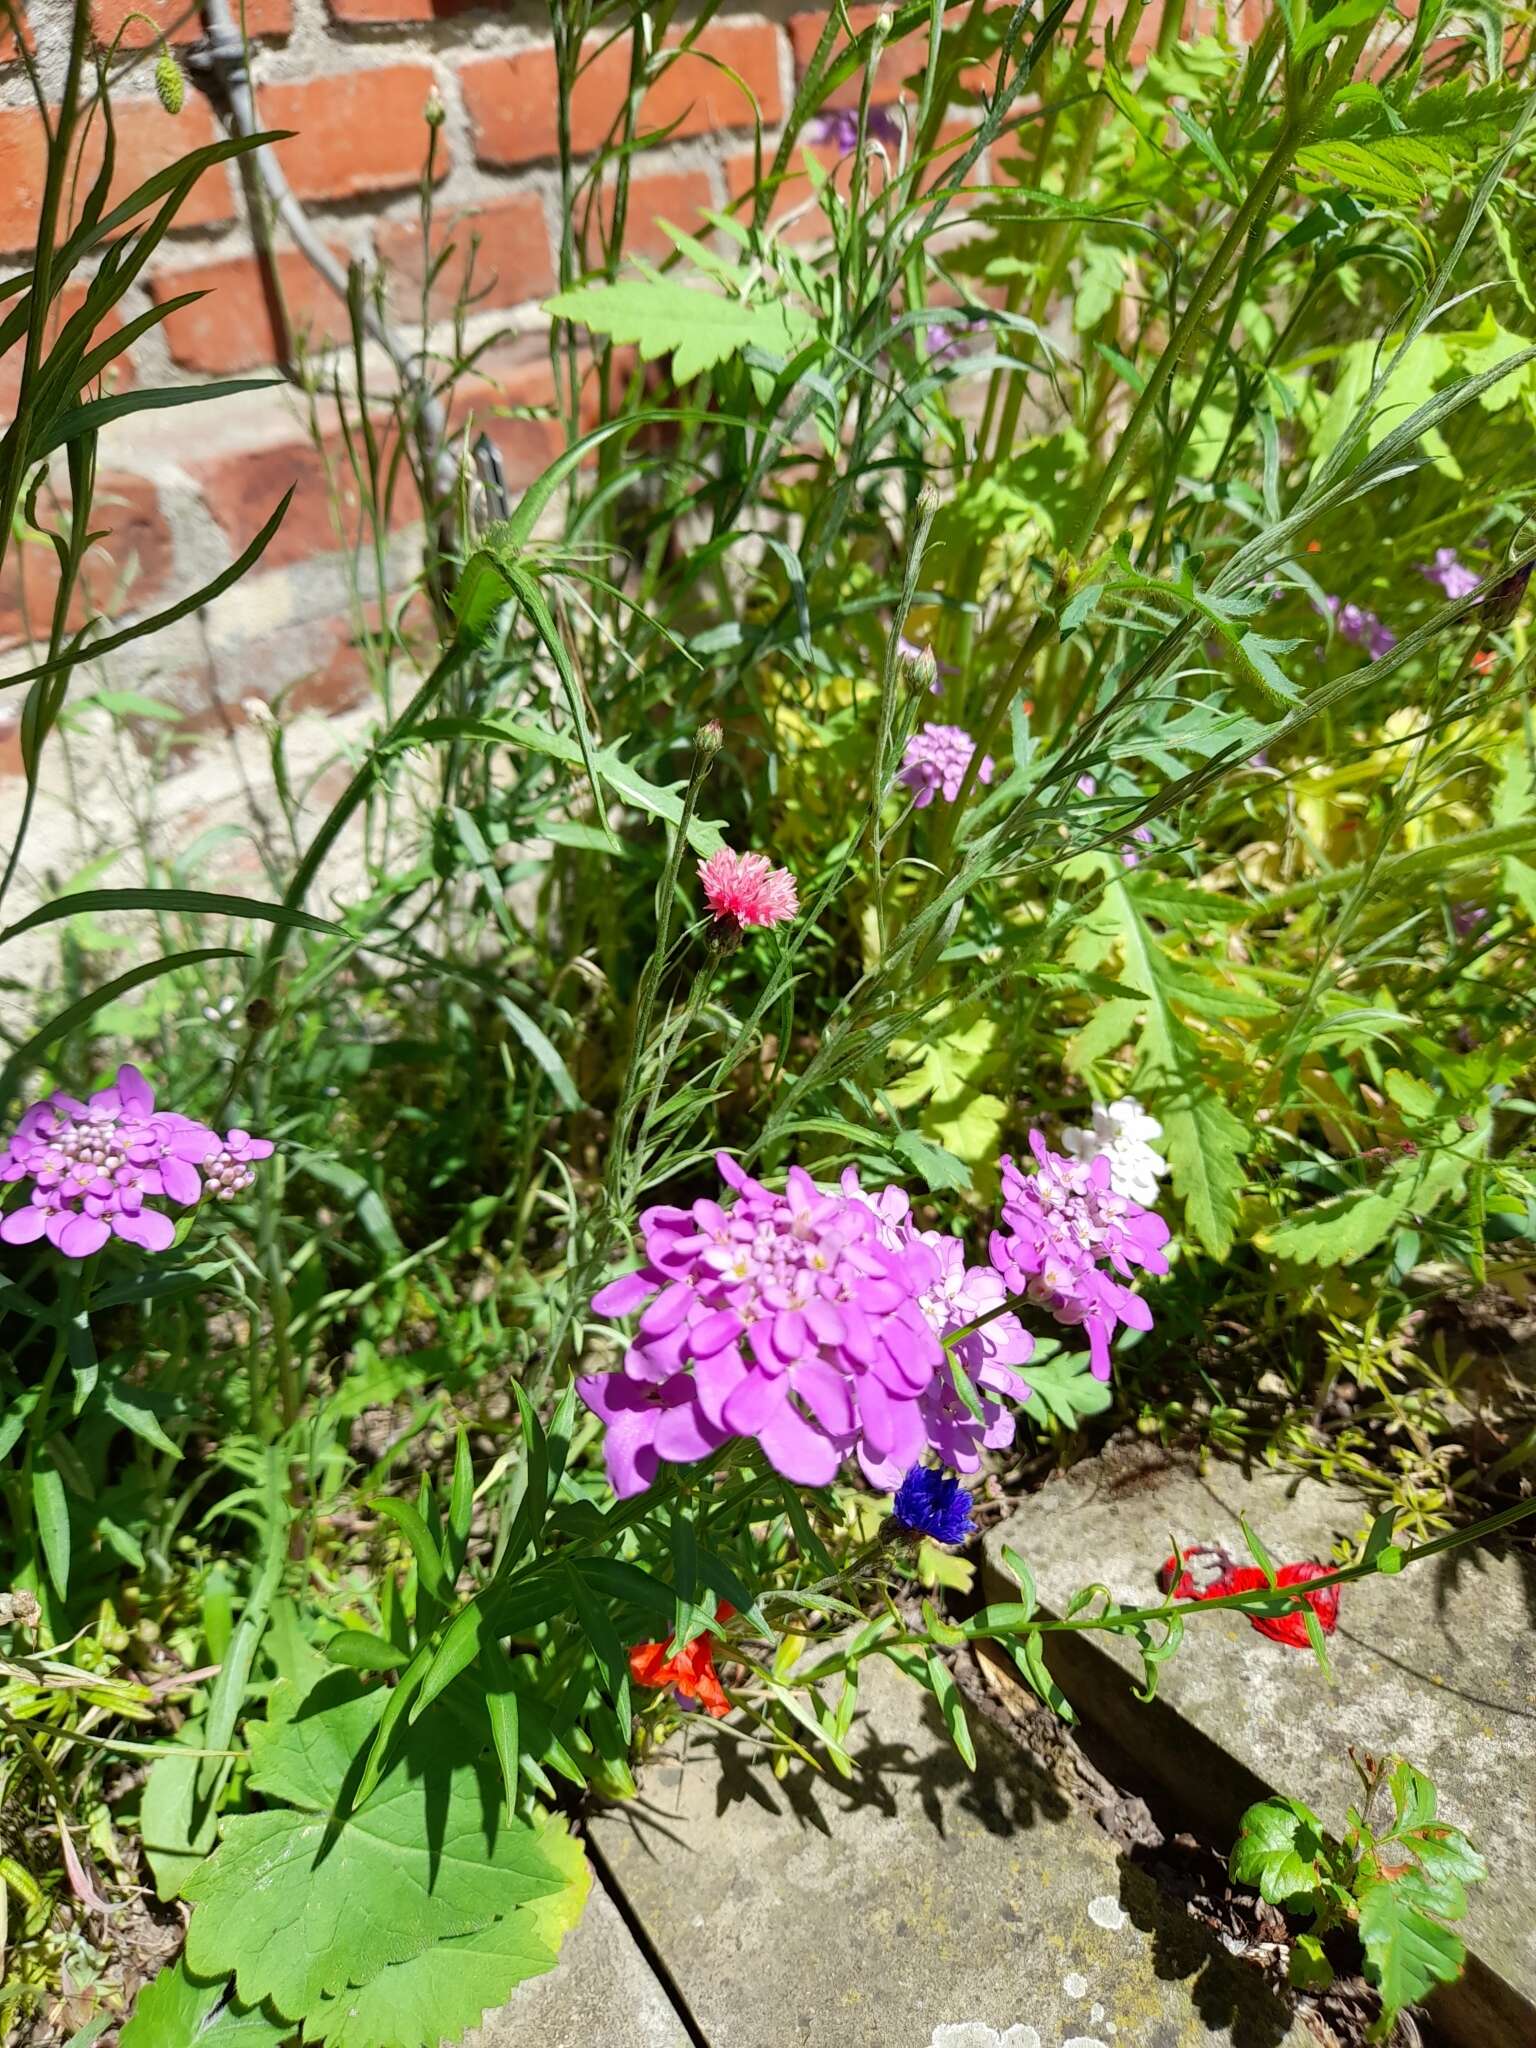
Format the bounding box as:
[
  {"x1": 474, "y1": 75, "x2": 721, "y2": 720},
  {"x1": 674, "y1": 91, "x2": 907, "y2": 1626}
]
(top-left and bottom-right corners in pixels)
[
  {"x1": 0, "y1": 716, "x2": 23, "y2": 779},
  {"x1": 462, "y1": 22, "x2": 784, "y2": 168},
  {"x1": 0, "y1": 10, "x2": 36, "y2": 61},
  {"x1": 151, "y1": 244, "x2": 352, "y2": 373},
  {"x1": 327, "y1": 0, "x2": 479, "y2": 19},
  {"x1": 89, "y1": 0, "x2": 292, "y2": 46},
  {"x1": 0, "y1": 95, "x2": 229, "y2": 256},
  {"x1": 259, "y1": 64, "x2": 448, "y2": 204},
  {"x1": 0, "y1": 471, "x2": 172, "y2": 652},
  {"x1": 787, "y1": 5, "x2": 929, "y2": 108},
  {"x1": 0, "y1": 281, "x2": 134, "y2": 420},
  {"x1": 581, "y1": 168, "x2": 715, "y2": 266},
  {"x1": 727, "y1": 122, "x2": 975, "y2": 243},
  {"x1": 192, "y1": 421, "x2": 418, "y2": 574},
  {"x1": 376, "y1": 194, "x2": 553, "y2": 324},
  {"x1": 448, "y1": 351, "x2": 567, "y2": 493}
]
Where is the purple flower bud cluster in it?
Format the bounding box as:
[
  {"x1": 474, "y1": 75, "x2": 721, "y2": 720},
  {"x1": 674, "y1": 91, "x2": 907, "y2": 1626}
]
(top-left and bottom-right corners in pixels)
[
  {"x1": 989, "y1": 1132, "x2": 1171, "y2": 1382},
  {"x1": 816, "y1": 106, "x2": 902, "y2": 154},
  {"x1": 1, "y1": 1065, "x2": 272, "y2": 1259},
  {"x1": 1326, "y1": 594, "x2": 1396, "y2": 660},
  {"x1": 898, "y1": 722, "x2": 994, "y2": 808},
  {"x1": 1420, "y1": 548, "x2": 1481, "y2": 602},
  {"x1": 582, "y1": 1143, "x2": 1168, "y2": 1501}
]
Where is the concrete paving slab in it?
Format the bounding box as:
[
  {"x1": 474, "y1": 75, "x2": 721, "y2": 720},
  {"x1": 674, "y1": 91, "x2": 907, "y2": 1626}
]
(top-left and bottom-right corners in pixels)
[
  {"x1": 466, "y1": 1875, "x2": 692, "y2": 2048},
  {"x1": 981, "y1": 1454, "x2": 1536, "y2": 2045},
  {"x1": 592, "y1": 1652, "x2": 1305, "y2": 2048}
]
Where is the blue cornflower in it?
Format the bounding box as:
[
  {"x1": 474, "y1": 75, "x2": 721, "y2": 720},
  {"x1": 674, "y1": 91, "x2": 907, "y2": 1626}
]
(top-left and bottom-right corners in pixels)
[{"x1": 891, "y1": 1465, "x2": 975, "y2": 1545}]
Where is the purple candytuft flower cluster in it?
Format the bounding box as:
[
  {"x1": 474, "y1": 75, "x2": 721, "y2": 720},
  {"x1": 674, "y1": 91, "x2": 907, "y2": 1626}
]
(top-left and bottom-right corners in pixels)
[
  {"x1": 580, "y1": 1155, "x2": 948, "y2": 1497},
  {"x1": 837, "y1": 1172, "x2": 1033, "y2": 1485},
  {"x1": 892, "y1": 1465, "x2": 974, "y2": 1545},
  {"x1": 582, "y1": 1144, "x2": 1167, "y2": 1504},
  {"x1": 0, "y1": 1065, "x2": 272, "y2": 1259},
  {"x1": 898, "y1": 723, "x2": 994, "y2": 808},
  {"x1": 1326, "y1": 594, "x2": 1396, "y2": 660},
  {"x1": 989, "y1": 1133, "x2": 1171, "y2": 1381},
  {"x1": 1420, "y1": 548, "x2": 1481, "y2": 602}
]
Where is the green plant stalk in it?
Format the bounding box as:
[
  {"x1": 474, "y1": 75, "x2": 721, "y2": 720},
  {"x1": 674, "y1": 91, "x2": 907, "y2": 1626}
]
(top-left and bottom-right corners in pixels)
[
  {"x1": 605, "y1": 731, "x2": 716, "y2": 1210},
  {"x1": 0, "y1": 2, "x2": 88, "y2": 583}
]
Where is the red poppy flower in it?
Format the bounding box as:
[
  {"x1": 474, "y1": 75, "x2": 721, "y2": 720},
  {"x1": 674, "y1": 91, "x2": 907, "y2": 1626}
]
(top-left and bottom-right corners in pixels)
[
  {"x1": 1159, "y1": 1548, "x2": 1340, "y2": 1649},
  {"x1": 628, "y1": 1603, "x2": 735, "y2": 1718}
]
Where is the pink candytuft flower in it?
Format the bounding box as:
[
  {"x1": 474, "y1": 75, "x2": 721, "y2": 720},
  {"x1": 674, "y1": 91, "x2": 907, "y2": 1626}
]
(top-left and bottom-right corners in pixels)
[
  {"x1": 0, "y1": 1066, "x2": 272, "y2": 1259},
  {"x1": 582, "y1": 1154, "x2": 954, "y2": 1496},
  {"x1": 204, "y1": 1127, "x2": 275, "y2": 1199},
  {"x1": 989, "y1": 1132, "x2": 1170, "y2": 1381},
  {"x1": 898, "y1": 723, "x2": 993, "y2": 808},
  {"x1": 837, "y1": 1172, "x2": 1034, "y2": 1484},
  {"x1": 697, "y1": 848, "x2": 798, "y2": 932}
]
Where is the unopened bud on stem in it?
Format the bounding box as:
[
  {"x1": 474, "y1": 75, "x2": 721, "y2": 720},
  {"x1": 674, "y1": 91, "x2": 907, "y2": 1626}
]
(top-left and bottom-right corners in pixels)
[{"x1": 695, "y1": 718, "x2": 724, "y2": 758}]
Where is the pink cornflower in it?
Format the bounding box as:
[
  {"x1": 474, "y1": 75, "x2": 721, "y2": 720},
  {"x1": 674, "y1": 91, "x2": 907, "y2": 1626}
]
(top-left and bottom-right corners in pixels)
[
  {"x1": 697, "y1": 848, "x2": 798, "y2": 934},
  {"x1": 989, "y1": 1132, "x2": 1170, "y2": 1380},
  {"x1": 0, "y1": 1065, "x2": 272, "y2": 1258},
  {"x1": 898, "y1": 723, "x2": 993, "y2": 808}
]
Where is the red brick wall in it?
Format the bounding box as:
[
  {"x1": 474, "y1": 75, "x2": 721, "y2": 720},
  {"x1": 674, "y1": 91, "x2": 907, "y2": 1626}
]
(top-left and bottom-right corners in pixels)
[{"x1": 0, "y1": 0, "x2": 1268, "y2": 764}]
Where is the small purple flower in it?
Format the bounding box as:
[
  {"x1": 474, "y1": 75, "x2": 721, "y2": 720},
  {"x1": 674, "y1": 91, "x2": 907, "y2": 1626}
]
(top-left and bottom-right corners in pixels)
[
  {"x1": 1451, "y1": 902, "x2": 1489, "y2": 938},
  {"x1": 989, "y1": 1132, "x2": 1170, "y2": 1381},
  {"x1": 1421, "y1": 548, "x2": 1481, "y2": 602},
  {"x1": 204, "y1": 1128, "x2": 275, "y2": 1199},
  {"x1": 0, "y1": 1064, "x2": 261, "y2": 1259},
  {"x1": 898, "y1": 723, "x2": 993, "y2": 808},
  {"x1": 892, "y1": 1464, "x2": 974, "y2": 1545},
  {"x1": 1327, "y1": 594, "x2": 1396, "y2": 661},
  {"x1": 816, "y1": 105, "x2": 901, "y2": 154}
]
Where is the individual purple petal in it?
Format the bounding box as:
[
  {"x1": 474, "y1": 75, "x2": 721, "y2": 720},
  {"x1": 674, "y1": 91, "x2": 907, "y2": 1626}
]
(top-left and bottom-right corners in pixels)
[
  {"x1": 0, "y1": 1204, "x2": 48, "y2": 1244},
  {"x1": 159, "y1": 1156, "x2": 202, "y2": 1207},
  {"x1": 54, "y1": 1212, "x2": 112, "y2": 1258},
  {"x1": 592, "y1": 1268, "x2": 660, "y2": 1317}
]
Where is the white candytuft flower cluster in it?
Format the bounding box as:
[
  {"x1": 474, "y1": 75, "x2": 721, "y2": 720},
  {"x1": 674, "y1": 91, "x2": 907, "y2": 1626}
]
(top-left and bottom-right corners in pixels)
[{"x1": 1060, "y1": 1096, "x2": 1170, "y2": 1210}]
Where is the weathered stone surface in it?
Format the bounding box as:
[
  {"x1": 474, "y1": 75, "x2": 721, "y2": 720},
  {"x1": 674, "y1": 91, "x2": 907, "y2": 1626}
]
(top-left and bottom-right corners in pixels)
[
  {"x1": 466, "y1": 1877, "x2": 691, "y2": 2048},
  {"x1": 982, "y1": 1454, "x2": 1536, "y2": 2045},
  {"x1": 592, "y1": 1652, "x2": 1304, "y2": 2048}
]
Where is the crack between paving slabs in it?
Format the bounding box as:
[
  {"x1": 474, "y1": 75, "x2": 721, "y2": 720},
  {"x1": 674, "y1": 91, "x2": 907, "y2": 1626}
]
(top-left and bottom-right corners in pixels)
[{"x1": 582, "y1": 1819, "x2": 714, "y2": 2048}]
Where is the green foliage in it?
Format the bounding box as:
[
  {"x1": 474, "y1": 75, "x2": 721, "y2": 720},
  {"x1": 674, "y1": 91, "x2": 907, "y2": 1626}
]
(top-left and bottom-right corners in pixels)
[
  {"x1": 4, "y1": 0, "x2": 1536, "y2": 2030},
  {"x1": 163, "y1": 1677, "x2": 586, "y2": 2042},
  {"x1": 1230, "y1": 1753, "x2": 1486, "y2": 2036}
]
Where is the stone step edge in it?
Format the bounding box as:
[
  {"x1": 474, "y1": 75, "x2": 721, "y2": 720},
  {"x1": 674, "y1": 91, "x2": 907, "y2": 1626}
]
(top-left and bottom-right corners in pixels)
[{"x1": 977, "y1": 1544, "x2": 1535, "y2": 2048}]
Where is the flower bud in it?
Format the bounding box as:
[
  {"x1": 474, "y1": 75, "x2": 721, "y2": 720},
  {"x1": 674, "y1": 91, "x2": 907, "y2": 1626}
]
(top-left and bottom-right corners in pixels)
[
  {"x1": 874, "y1": 10, "x2": 893, "y2": 41},
  {"x1": 916, "y1": 481, "x2": 940, "y2": 521},
  {"x1": 155, "y1": 51, "x2": 185, "y2": 117},
  {"x1": 694, "y1": 717, "x2": 724, "y2": 757},
  {"x1": 1479, "y1": 561, "x2": 1531, "y2": 632},
  {"x1": 901, "y1": 644, "x2": 938, "y2": 695},
  {"x1": 424, "y1": 88, "x2": 447, "y2": 129}
]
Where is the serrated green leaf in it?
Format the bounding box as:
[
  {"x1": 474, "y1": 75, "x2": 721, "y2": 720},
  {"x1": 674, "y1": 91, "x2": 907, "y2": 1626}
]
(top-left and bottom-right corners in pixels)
[
  {"x1": 306, "y1": 1818, "x2": 589, "y2": 2048},
  {"x1": 1357, "y1": 1861, "x2": 1467, "y2": 2017},
  {"x1": 544, "y1": 280, "x2": 814, "y2": 382},
  {"x1": 120, "y1": 1960, "x2": 289, "y2": 2047},
  {"x1": 1230, "y1": 1795, "x2": 1328, "y2": 1907},
  {"x1": 182, "y1": 1679, "x2": 572, "y2": 2020}
]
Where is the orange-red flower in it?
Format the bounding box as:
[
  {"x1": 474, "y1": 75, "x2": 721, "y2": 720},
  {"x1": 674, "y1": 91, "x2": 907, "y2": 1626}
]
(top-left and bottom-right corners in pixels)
[
  {"x1": 628, "y1": 1604, "x2": 735, "y2": 1718},
  {"x1": 1159, "y1": 1547, "x2": 1339, "y2": 1650}
]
